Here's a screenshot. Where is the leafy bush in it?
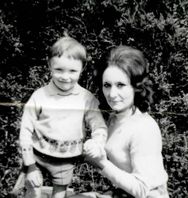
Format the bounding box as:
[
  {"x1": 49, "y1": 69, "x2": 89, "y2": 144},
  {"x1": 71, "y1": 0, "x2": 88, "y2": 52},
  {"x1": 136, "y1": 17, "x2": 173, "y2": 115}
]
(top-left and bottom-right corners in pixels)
[{"x1": 0, "y1": 0, "x2": 188, "y2": 197}]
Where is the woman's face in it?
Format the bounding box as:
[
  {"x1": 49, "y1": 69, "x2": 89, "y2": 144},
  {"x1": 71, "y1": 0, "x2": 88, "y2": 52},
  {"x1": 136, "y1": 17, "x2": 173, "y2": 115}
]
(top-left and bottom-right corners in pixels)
[{"x1": 102, "y1": 66, "x2": 135, "y2": 113}]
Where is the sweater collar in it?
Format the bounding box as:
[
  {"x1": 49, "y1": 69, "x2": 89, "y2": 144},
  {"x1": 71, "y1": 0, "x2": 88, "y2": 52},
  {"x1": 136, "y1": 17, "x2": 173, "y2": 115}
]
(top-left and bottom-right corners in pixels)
[{"x1": 109, "y1": 107, "x2": 142, "y2": 123}]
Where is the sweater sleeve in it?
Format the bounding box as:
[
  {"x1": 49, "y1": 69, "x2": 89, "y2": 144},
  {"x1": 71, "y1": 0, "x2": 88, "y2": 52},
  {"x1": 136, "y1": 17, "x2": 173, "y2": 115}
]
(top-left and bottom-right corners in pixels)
[
  {"x1": 85, "y1": 94, "x2": 107, "y2": 146},
  {"x1": 19, "y1": 91, "x2": 41, "y2": 165},
  {"x1": 101, "y1": 117, "x2": 167, "y2": 198},
  {"x1": 101, "y1": 160, "x2": 149, "y2": 198},
  {"x1": 130, "y1": 118, "x2": 166, "y2": 187}
]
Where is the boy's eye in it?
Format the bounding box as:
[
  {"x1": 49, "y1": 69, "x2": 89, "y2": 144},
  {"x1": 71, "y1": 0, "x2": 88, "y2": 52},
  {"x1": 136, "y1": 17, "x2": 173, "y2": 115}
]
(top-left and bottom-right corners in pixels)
[
  {"x1": 55, "y1": 68, "x2": 62, "y2": 72},
  {"x1": 103, "y1": 82, "x2": 111, "y2": 88}
]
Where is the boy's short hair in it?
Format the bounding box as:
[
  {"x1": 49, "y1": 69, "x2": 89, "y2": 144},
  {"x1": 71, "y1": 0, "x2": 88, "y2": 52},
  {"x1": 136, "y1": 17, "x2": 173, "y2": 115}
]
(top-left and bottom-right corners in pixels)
[{"x1": 48, "y1": 36, "x2": 87, "y2": 65}]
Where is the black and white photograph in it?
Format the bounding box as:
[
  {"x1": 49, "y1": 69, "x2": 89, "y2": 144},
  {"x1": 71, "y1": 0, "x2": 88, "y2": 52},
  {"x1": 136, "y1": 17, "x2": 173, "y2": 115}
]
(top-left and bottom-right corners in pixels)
[{"x1": 0, "y1": 1, "x2": 188, "y2": 198}]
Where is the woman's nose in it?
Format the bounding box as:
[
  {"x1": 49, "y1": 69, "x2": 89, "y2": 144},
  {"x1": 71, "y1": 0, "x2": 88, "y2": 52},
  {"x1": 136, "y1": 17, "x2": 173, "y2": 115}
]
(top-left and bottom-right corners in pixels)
[{"x1": 109, "y1": 87, "x2": 118, "y2": 98}]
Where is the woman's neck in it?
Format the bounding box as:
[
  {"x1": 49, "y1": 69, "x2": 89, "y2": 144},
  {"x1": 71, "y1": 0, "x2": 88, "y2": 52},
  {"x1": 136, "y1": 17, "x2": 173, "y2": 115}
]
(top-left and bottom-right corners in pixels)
[{"x1": 116, "y1": 106, "x2": 136, "y2": 117}]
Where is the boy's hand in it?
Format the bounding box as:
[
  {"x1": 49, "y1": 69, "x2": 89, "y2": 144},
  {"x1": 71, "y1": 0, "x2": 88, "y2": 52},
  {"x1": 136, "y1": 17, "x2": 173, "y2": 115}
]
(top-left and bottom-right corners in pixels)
[{"x1": 25, "y1": 169, "x2": 43, "y2": 188}]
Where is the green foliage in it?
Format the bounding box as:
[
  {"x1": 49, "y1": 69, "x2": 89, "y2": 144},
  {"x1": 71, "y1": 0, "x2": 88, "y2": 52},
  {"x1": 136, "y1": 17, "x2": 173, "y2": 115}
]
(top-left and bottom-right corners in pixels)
[{"x1": 0, "y1": 0, "x2": 188, "y2": 197}]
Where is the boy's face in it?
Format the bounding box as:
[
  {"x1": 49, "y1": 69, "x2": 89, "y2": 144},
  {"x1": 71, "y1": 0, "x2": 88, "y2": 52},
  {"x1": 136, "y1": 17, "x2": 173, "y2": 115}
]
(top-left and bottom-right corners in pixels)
[{"x1": 50, "y1": 56, "x2": 82, "y2": 92}]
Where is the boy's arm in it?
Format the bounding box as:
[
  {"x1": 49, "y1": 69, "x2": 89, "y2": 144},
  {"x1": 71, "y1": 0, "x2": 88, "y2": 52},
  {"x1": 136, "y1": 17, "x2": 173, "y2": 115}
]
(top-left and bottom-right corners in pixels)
[
  {"x1": 85, "y1": 95, "x2": 107, "y2": 147},
  {"x1": 91, "y1": 128, "x2": 107, "y2": 147},
  {"x1": 19, "y1": 94, "x2": 40, "y2": 166}
]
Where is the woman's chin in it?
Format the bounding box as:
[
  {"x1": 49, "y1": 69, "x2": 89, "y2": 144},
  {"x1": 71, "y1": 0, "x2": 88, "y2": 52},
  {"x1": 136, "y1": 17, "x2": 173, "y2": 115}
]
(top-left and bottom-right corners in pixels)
[{"x1": 109, "y1": 105, "x2": 122, "y2": 112}]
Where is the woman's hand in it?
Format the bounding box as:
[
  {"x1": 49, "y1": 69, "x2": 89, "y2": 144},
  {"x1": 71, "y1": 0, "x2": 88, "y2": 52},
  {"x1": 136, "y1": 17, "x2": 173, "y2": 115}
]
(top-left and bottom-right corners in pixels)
[
  {"x1": 84, "y1": 139, "x2": 107, "y2": 169},
  {"x1": 25, "y1": 169, "x2": 43, "y2": 188}
]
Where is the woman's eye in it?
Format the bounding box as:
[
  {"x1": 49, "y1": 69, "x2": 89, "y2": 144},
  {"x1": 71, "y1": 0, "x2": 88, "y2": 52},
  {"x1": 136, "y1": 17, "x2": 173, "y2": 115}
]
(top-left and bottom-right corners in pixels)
[
  {"x1": 70, "y1": 70, "x2": 77, "y2": 73},
  {"x1": 103, "y1": 83, "x2": 111, "y2": 88},
  {"x1": 117, "y1": 83, "x2": 125, "y2": 88}
]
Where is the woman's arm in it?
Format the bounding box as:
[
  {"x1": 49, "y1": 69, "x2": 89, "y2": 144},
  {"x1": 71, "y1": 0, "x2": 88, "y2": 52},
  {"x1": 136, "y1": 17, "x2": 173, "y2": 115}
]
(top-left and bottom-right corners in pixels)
[
  {"x1": 85, "y1": 117, "x2": 167, "y2": 198},
  {"x1": 84, "y1": 142, "x2": 149, "y2": 198},
  {"x1": 101, "y1": 159, "x2": 149, "y2": 198}
]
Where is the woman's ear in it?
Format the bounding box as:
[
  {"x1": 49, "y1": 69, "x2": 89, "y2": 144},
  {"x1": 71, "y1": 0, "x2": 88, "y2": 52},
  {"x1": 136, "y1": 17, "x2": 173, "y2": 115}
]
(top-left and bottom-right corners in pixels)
[
  {"x1": 47, "y1": 61, "x2": 53, "y2": 76},
  {"x1": 48, "y1": 59, "x2": 53, "y2": 70}
]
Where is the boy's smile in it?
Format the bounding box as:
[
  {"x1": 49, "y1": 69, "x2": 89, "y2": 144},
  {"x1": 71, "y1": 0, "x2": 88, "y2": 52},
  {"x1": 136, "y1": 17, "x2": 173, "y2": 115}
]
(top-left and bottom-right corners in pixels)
[{"x1": 50, "y1": 56, "x2": 82, "y2": 92}]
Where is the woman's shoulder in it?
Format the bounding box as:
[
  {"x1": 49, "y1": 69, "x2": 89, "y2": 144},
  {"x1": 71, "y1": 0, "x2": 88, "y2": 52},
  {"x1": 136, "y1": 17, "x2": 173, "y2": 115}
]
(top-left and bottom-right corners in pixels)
[
  {"x1": 130, "y1": 109, "x2": 161, "y2": 136},
  {"x1": 127, "y1": 109, "x2": 163, "y2": 149},
  {"x1": 133, "y1": 109, "x2": 159, "y2": 127}
]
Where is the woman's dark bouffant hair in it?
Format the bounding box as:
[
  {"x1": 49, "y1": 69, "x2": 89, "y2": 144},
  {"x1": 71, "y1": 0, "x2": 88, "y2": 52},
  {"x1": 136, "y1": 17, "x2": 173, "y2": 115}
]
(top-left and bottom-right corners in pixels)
[{"x1": 98, "y1": 45, "x2": 153, "y2": 113}]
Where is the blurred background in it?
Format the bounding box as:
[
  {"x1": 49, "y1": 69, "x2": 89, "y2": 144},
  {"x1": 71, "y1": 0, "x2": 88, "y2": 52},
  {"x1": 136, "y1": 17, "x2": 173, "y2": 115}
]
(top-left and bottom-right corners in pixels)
[{"x1": 0, "y1": 0, "x2": 188, "y2": 197}]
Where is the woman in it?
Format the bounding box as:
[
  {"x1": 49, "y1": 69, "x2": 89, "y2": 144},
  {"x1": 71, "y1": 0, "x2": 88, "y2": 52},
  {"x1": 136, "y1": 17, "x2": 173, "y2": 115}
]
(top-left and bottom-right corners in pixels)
[{"x1": 84, "y1": 46, "x2": 169, "y2": 198}]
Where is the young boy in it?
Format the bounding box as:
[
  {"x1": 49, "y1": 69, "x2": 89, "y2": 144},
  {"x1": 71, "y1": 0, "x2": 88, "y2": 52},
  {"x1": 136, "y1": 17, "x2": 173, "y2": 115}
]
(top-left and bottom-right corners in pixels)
[{"x1": 19, "y1": 36, "x2": 107, "y2": 198}]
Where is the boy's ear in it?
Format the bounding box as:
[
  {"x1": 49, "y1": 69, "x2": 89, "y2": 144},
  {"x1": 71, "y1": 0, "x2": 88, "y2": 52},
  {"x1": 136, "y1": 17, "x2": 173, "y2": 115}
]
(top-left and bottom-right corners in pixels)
[
  {"x1": 82, "y1": 60, "x2": 88, "y2": 72},
  {"x1": 81, "y1": 65, "x2": 85, "y2": 72},
  {"x1": 81, "y1": 66, "x2": 86, "y2": 75},
  {"x1": 79, "y1": 64, "x2": 85, "y2": 79}
]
